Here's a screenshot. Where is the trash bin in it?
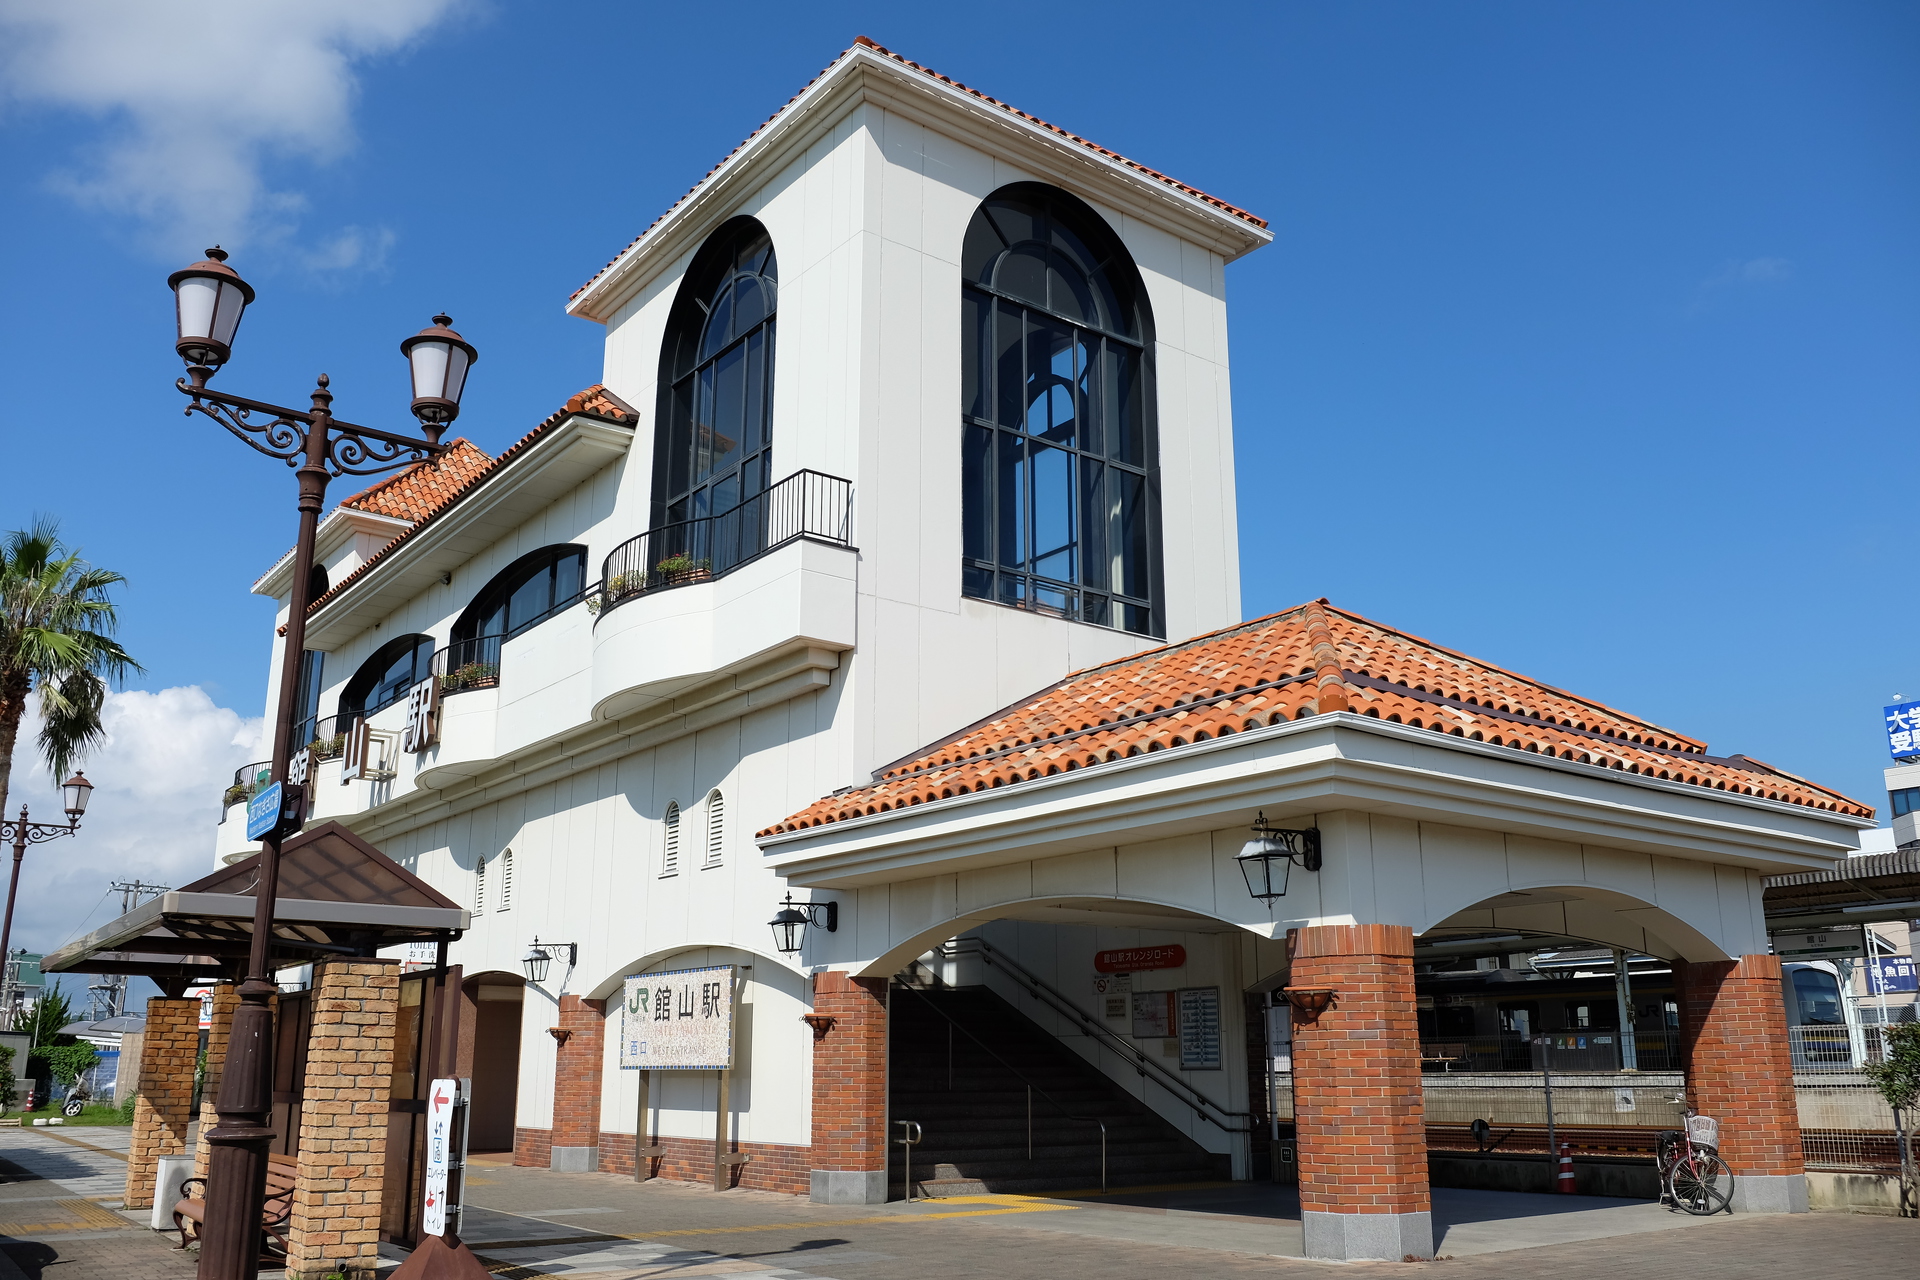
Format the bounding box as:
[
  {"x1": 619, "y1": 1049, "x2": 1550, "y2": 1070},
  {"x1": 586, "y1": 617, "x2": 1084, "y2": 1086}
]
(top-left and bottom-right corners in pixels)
[{"x1": 152, "y1": 1154, "x2": 194, "y2": 1232}]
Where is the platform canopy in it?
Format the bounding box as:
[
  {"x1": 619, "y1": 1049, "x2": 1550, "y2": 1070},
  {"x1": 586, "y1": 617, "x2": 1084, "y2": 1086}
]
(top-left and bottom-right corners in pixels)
[
  {"x1": 42, "y1": 822, "x2": 467, "y2": 993},
  {"x1": 1763, "y1": 847, "x2": 1920, "y2": 928}
]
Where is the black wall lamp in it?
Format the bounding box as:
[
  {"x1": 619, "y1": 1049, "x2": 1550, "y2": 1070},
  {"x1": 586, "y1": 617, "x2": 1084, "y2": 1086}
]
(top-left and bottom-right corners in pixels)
[
  {"x1": 522, "y1": 936, "x2": 578, "y2": 984},
  {"x1": 1236, "y1": 813, "x2": 1322, "y2": 904},
  {"x1": 769, "y1": 892, "x2": 838, "y2": 955}
]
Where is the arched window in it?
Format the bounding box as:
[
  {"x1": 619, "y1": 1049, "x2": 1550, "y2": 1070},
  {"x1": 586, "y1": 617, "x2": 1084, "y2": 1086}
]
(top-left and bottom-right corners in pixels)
[
  {"x1": 662, "y1": 802, "x2": 680, "y2": 877},
  {"x1": 652, "y1": 219, "x2": 778, "y2": 530},
  {"x1": 475, "y1": 856, "x2": 487, "y2": 912},
  {"x1": 449, "y1": 544, "x2": 587, "y2": 669},
  {"x1": 338, "y1": 633, "x2": 435, "y2": 721},
  {"x1": 703, "y1": 789, "x2": 725, "y2": 868},
  {"x1": 960, "y1": 184, "x2": 1162, "y2": 637},
  {"x1": 497, "y1": 849, "x2": 514, "y2": 911}
]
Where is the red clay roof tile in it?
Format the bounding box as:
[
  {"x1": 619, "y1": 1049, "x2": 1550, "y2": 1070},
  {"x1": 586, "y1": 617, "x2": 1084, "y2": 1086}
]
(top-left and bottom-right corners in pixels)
[
  {"x1": 761, "y1": 599, "x2": 1872, "y2": 835},
  {"x1": 572, "y1": 37, "x2": 1266, "y2": 306}
]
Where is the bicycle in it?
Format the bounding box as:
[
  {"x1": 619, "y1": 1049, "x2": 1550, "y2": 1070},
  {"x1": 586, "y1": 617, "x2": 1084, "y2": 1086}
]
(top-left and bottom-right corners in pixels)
[{"x1": 1655, "y1": 1112, "x2": 1733, "y2": 1215}]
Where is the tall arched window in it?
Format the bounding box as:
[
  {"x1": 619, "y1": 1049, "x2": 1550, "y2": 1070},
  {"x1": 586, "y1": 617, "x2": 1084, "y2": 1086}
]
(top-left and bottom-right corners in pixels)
[
  {"x1": 703, "y1": 789, "x2": 725, "y2": 868},
  {"x1": 961, "y1": 184, "x2": 1161, "y2": 637},
  {"x1": 661, "y1": 802, "x2": 680, "y2": 877},
  {"x1": 449, "y1": 544, "x2": 587, "y2": 670},
  {"x1": 338, "y1": 633, "x2": 435, "y2": 721},
  {"x1": 652, "y1": 219, "x2": 777, "y2": 530}
]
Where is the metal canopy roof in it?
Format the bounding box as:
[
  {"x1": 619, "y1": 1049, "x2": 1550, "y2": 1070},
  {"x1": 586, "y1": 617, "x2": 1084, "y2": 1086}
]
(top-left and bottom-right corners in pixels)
[
  {"x1": 1762, "y1": 847, "x2": 1920, "y2": 929},
  {"x1": 42, "y1": 822, "x2": 467, "y2": 990}
]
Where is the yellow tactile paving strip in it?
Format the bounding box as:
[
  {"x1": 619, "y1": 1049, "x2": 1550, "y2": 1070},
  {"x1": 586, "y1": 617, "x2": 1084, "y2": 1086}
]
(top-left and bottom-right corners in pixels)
[{"x1": 0, "y1": 1196, "x2": 132, "y2": 1235}]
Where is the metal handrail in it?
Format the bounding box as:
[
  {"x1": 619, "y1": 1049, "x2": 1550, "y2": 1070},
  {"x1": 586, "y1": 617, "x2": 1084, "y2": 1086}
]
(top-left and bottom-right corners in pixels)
[
  {"x1": 598, "y1": 469, "x2": 852, "y2": 617},
  {"x1": 900, "y1": 986, "x2": 1106, "y2": 1191},
  {"x1": 950, "y1": 936, "x2": 1253, "y2": 1134}
]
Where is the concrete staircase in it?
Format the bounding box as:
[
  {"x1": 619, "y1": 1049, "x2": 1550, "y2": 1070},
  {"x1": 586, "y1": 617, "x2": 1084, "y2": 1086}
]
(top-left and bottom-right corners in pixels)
[{"x1": 888, "y1": 985, "x2": 1230, "y2": 1198}]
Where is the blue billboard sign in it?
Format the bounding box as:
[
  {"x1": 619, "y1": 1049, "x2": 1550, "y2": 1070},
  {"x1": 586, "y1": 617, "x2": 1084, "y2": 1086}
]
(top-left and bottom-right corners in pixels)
[
  {"x1": 1885, "y1": 701, "x2": 1920, "y2": 759},
  {"x1": 246, "y1": 782, "x2": 284, "y2": 840},
  {"x1": 1867, "y1": 954, "x2": 1918, "y2": 995}
]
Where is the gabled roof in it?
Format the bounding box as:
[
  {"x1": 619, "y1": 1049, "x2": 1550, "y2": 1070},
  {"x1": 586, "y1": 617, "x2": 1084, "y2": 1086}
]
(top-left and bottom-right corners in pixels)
[
  {"x1": 303, "y1": 384, "x2": 636, "y2": 615},
  {"x1": 572, "y1": 36, "x2": 1267, "y2": 310},
  {"x1": 339, "y1": 439, "x2": 494, "y2": 522},
  {"x1": 183, "y1": 821, "x2": 462, "y2": 911},
  {"x1": 762, "y1": 600, "x2": 1872, "y2": 836}
]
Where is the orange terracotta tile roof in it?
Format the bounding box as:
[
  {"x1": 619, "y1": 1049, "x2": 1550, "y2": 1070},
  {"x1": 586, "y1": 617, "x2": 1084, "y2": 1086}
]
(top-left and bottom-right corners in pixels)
[
  {"x1": 573, "y1": 36, "x2": 1266, "y2": 306},
  {"x1": 339, "y1": 439, "x2": 493, "y2": 522},
  {"x1": 761, "y1": 599, "x2": 1873, "y2": 836},
  {"x1": 305, "y1": 385, "x2": 636, "y2": 614}
]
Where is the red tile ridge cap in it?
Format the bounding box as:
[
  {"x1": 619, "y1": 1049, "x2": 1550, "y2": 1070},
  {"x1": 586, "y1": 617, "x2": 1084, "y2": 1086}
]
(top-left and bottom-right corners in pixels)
[
  {"x1": 571, "y1": 37, "x2": 1266, "y2": 306},
  {"x1": 302, "y1": 386, "x2": 635, "y2": 615}
]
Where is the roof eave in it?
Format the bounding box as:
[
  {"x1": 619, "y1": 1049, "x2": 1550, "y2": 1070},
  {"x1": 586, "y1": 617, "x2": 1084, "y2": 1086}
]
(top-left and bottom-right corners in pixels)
[
  {"x1": 251, "y1": 506, "x2": 414, "y2": 600},
  {"x1": 567, "y1": 44, "x2": 1272, "y2": 325}
]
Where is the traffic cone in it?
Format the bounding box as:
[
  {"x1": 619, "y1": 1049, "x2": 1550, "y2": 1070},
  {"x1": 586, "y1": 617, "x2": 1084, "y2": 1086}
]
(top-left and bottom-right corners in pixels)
[{"x1": 1555, "y1": 1141, "x2": 1577, "y2": 1194}]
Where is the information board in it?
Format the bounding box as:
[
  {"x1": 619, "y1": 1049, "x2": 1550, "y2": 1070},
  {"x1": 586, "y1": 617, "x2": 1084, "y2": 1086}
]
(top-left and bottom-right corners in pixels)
[
  {"x1": 621, "y1": 965, "x2": 735, "y2": 1069},
  {"x1": 1868, "y1": 954, "x2": 1918, "y2": 994},
  {"x1": 1177, "y1": 986, "x2": 1222, "y2": 1070},
  {"x1": 1130, "y1": 989, "x2": 1174, "y2": 1039},
  {"x1": 421, "y1": 1077, "x2": 462, "y2": 1237}
]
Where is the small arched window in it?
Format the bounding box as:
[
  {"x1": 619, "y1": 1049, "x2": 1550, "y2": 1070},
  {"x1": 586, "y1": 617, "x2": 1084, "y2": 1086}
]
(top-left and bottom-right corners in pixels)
[
  {"x1": 960, "y1": 183, "x2": 1161, "y2": 637},
  {"x1": 338, "y1": 633, "x2": 436, "y2": 721},
  {"x1": 662, "y1": 802, "x2": 680, "y2": 877},
  {"x1": 497, "y1": 849, "x2": 513, "y2": 912},
  {"x1": 652, "y1": 219, "x2": 778, "y2": 530},
  {"x1": 452, "y1": 544, "x2": 587, "y2": 663},
  {"x1": 704, "y1": 790, "x2": 725, "y2": 868},
  {"x1": 475, "y1": 856, "x2": 487, "y2": 912}
]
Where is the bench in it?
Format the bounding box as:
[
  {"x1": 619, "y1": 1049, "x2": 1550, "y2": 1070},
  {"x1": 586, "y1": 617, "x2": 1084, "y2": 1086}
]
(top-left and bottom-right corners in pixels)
[{"x1": 172, "y1": 1153, "x2": 297, "y2": 1258}]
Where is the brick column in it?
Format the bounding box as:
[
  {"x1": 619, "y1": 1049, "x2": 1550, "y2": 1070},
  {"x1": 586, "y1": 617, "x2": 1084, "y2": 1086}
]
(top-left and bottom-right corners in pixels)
[
  {"x1": 1678, "y1": 953, "x2": 1808, "y2": 1213},
  {"x1": 550, "y1": 995, "x2": 605, "y2": 1172},
  {"x1": 123, "y1": 997, "x2": 199, "y2": 1210},
  {"x1": 808, "y1": 970, "x2": 888, "y2": 1205},
  {"x1": 284, "y1": 959, "x2": 401, "y2": 1280},
  {"x1": 1290, "y1": 924, "x2": 1431, "y2": 1261},
  {"x1": 193, "y1": 984, "x2": 240, "y2": 1178}
]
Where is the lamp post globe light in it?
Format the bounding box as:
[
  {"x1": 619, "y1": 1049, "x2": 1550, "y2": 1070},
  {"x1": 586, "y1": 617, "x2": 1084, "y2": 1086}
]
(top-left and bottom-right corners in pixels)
[
  {"x1": 165, "y1": 248, "x2": 475, "y2": 1280},
  {"x1": 0, "y1": 780, "x2": 99, "y2": 1029}
]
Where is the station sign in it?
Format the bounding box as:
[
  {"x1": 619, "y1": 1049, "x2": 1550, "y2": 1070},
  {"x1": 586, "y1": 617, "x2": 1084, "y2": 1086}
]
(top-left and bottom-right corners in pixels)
[
  {"x1": 1771, "y1": 926, "x2": 1866, "y2": 961},
  {"x1": 1095, "y1": 944, "x2": 1186, "y2": 974},
  {"x1": 620, "y1": 965, "x2": 735, "y2": 1069},
  {"x1": 244, "y1": 782, "x2": 303, "y2": 841}
]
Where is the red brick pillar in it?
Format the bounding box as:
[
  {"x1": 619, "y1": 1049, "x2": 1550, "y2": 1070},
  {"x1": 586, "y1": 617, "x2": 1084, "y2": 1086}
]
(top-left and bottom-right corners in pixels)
[
  {"x1": 123, "y1": 997, "x2": 199, "y2": 1209},
  {"x1": 1290, "y1": 924, "x2": 1431, "y2": 1261},
  {"x1": 808, "y1": 970, "x2": 888, "y2": 1204},
  {"x1": 1678, "y1": 953, "x2": 1807, "y2": 1213},
  {"x1": 193, "y1": 984, "x2": 241, "y2": 1179},
  {"x1": 550, "y1": 994, "x2": 605, "y2": 1172}
]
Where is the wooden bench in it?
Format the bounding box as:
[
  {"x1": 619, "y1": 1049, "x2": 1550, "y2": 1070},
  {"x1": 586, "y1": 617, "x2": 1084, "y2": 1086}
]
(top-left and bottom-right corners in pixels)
[{"x1": 172, "y1": 1153, "x2": 297, "y2": 1258}]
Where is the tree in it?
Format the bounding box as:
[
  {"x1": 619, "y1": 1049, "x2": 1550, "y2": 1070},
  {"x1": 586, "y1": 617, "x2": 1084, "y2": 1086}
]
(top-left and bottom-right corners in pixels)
[
  {"x1": 1864, "y1": 1021, "x2": 1920, "y2": 1217},
  {"x1": 0, "y1": 519, "x2": 141, "y2": 822},
  {"x1": 22, "y1": 979, "x2": 74, "y2": 1052}
]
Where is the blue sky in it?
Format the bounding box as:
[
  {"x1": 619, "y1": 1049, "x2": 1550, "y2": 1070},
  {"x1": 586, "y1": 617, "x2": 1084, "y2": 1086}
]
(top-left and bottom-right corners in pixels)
[{"x1": 0, "y1": 2, "x2": 1915, "y2": 956}]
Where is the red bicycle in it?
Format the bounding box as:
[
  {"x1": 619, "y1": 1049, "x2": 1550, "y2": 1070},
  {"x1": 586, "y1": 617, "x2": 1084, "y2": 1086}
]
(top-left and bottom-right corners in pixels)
[{"x1": 1656, "y1": 1112, "x2": 1733, "y2": 1215}]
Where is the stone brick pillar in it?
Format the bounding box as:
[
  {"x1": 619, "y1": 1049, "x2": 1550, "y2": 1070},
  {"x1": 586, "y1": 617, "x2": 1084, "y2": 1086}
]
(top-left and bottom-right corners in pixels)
[
  {"x1": 1678, "y1": 953, "x2": 1807, "y2": 1213},
  {"x1": 193, "y1": 984, "x2": 240, "y2": 1178},
  {"x1": 123, "y1": 997, "x2": 199, "y2": 1210},
  {"x1": 550, "y1": 994, "x2": 605, "y2": 1172},
  {"x1": 284, "y1": 959, "x2": 401, "y2": 1280},
  {"x1": 808, "y1": 970, "x2": 888, "y2": 1205},
  {"x1": 1289, "y1": 924, "x2": 1431, "y2": 1261}
]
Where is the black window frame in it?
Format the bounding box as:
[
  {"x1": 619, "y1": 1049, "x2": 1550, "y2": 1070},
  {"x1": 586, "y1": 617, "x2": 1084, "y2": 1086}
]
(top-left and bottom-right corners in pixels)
[
  {"x1": 337, "y1": 633, "x2": 436, "y2": 721},
  {"x1": 651, "y1": 218, "x2": 778, "y2": 533},
  {"x1": 451, "y1": 544, "x2": 590, "y2": 651},
  {"x1": 960, "y1": 183, "x2": 1164, "y2": 639}
]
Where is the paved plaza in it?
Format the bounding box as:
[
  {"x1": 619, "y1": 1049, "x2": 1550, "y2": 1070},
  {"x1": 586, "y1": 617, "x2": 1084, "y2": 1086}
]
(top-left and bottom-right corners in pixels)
[{"x1": 0, "y1": 1127, "x2": 1912, "y2": 1278}]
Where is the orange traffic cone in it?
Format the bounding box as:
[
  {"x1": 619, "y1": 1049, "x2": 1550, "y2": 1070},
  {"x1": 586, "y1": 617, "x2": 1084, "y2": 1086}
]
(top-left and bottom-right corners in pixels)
[{"x1": 1555, "y1": 1141, "x2": 1577, "y2": 1194}]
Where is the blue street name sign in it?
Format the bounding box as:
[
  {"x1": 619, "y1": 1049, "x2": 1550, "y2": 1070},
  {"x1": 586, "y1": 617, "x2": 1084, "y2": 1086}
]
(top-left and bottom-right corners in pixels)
[
  {"x1": 246, "y1": 782, "x2": 284, "y2": 841},
  {"x1": 1885, "y1": 701, "x2": 1920, "y2": 759}
]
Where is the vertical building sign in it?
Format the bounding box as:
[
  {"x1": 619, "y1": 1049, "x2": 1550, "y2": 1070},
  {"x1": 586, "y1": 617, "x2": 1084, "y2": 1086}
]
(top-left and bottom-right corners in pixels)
[
  {"x1": 620, "y1": 965, "x2": 735, "y2": 1069},
  {"x1": 1177, "y1": 986, "x2": 1222, "y2": 1070},
  {"x1": 403, "y1": 677, "x2": 440, "y2": 753}
]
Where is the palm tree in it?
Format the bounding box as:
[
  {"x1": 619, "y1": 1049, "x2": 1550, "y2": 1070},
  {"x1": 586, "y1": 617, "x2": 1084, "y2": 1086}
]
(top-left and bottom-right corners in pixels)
[{"x1": 0, "y1": 520, "x2": 142, "y2": 823}]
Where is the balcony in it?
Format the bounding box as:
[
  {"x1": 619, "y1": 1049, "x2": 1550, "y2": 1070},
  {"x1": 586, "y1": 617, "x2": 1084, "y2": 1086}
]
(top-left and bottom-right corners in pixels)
[{"x1": 592, "y1": 470, "x2": 857, "y2": 723}]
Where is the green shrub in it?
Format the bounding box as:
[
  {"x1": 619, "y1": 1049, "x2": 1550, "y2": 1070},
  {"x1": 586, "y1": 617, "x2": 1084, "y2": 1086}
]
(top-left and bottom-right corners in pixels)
[{"x1": 118, "y1": 1091, "x2": 137, "y2": 1123}]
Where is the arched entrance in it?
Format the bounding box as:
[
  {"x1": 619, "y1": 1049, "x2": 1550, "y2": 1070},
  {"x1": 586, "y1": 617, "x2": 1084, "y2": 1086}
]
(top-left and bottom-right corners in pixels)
[{"x1": 462, "y1": 971, "x2": 525, "y2": 1152}]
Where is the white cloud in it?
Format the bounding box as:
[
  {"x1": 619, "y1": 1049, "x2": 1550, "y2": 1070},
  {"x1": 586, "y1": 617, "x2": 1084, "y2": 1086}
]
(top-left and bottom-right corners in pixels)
[
  {"x1": 0, "y1": 1, "x2": 459, "y2": 263},
  {"x1": 6, "y1": 686, "x2": 264, "y2": 963}
]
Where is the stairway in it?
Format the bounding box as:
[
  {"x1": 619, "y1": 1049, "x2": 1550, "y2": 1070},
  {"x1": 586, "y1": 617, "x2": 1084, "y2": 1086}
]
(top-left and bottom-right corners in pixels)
[{"x1": 888, "y1": 985, "x2": 1231, "y2": 1198}]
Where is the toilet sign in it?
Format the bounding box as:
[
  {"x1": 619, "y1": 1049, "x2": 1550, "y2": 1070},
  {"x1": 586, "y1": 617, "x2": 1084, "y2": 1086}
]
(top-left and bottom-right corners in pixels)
[{"x1": 421, "y1": 1077, "x2": 467, "y2": 1238}]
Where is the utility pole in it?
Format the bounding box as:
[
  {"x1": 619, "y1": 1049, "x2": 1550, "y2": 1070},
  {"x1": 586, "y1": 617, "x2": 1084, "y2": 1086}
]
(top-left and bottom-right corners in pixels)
[{"x1": 85, "y1": 881, "x2": 169, "y2": 1021}]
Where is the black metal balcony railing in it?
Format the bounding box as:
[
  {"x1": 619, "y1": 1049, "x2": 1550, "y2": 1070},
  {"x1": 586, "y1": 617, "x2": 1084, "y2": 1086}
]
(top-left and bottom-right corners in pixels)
[
  {"x1": 599, "y1": 469, "x2": 852, "y2": 616},
  {"x1": 432, "y1": 635, "x2": 503, "y2": 695},
  {"x1": 222, "y1": 761, "x2": 274, "y2": 811}
]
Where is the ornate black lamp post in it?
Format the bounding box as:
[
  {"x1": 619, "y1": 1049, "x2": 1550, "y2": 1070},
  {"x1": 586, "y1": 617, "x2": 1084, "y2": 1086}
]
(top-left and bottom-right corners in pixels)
[
  {"x1": 0, "y1": 775, "x2": 94, "y2": 1025},
  {"x1": 167, "y1": 247, "x2": 477, "y2": 1280}
]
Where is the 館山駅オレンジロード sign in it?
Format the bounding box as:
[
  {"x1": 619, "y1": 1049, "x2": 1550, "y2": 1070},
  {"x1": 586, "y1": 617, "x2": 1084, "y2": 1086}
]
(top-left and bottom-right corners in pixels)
[
  {"x1": 620, "y1": 965, "x2": 734, "y2": 1069},
  {"x1": 1094, "y1": 944, "x2": 1186, "y2": 974}
]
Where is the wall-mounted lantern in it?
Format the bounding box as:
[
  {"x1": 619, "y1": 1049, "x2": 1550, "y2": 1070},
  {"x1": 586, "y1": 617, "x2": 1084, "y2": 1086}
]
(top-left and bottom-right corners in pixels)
[
  {"x1": 769, "y1": 892, "x2": 838, "y2": 955},
  {"x1": 522, "y1": 936, "x2": 577, "y2": 984},
  {"x1": 1236, "y1": 812, "x2": 1321, "y2": 904}
]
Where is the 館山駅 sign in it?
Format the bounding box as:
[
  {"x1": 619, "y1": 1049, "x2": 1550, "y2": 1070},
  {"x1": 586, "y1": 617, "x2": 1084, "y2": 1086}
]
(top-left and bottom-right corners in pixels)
[
  {"x1": 1095, "y1": 944, "x2": 1186, "y2": 974},
  {"x1": 620, "y1": 965, "x2": 734, "y2": 1069}
]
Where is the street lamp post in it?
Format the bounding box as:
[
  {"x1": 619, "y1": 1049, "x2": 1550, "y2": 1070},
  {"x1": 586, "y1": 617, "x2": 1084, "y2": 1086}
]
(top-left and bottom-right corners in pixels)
[
  {"x1": 0, "y1": 776, "x2": 95, "y2": 1026},
  {"x1": 166, "y1": 247, "x2": 476, "y2": 1280}
]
